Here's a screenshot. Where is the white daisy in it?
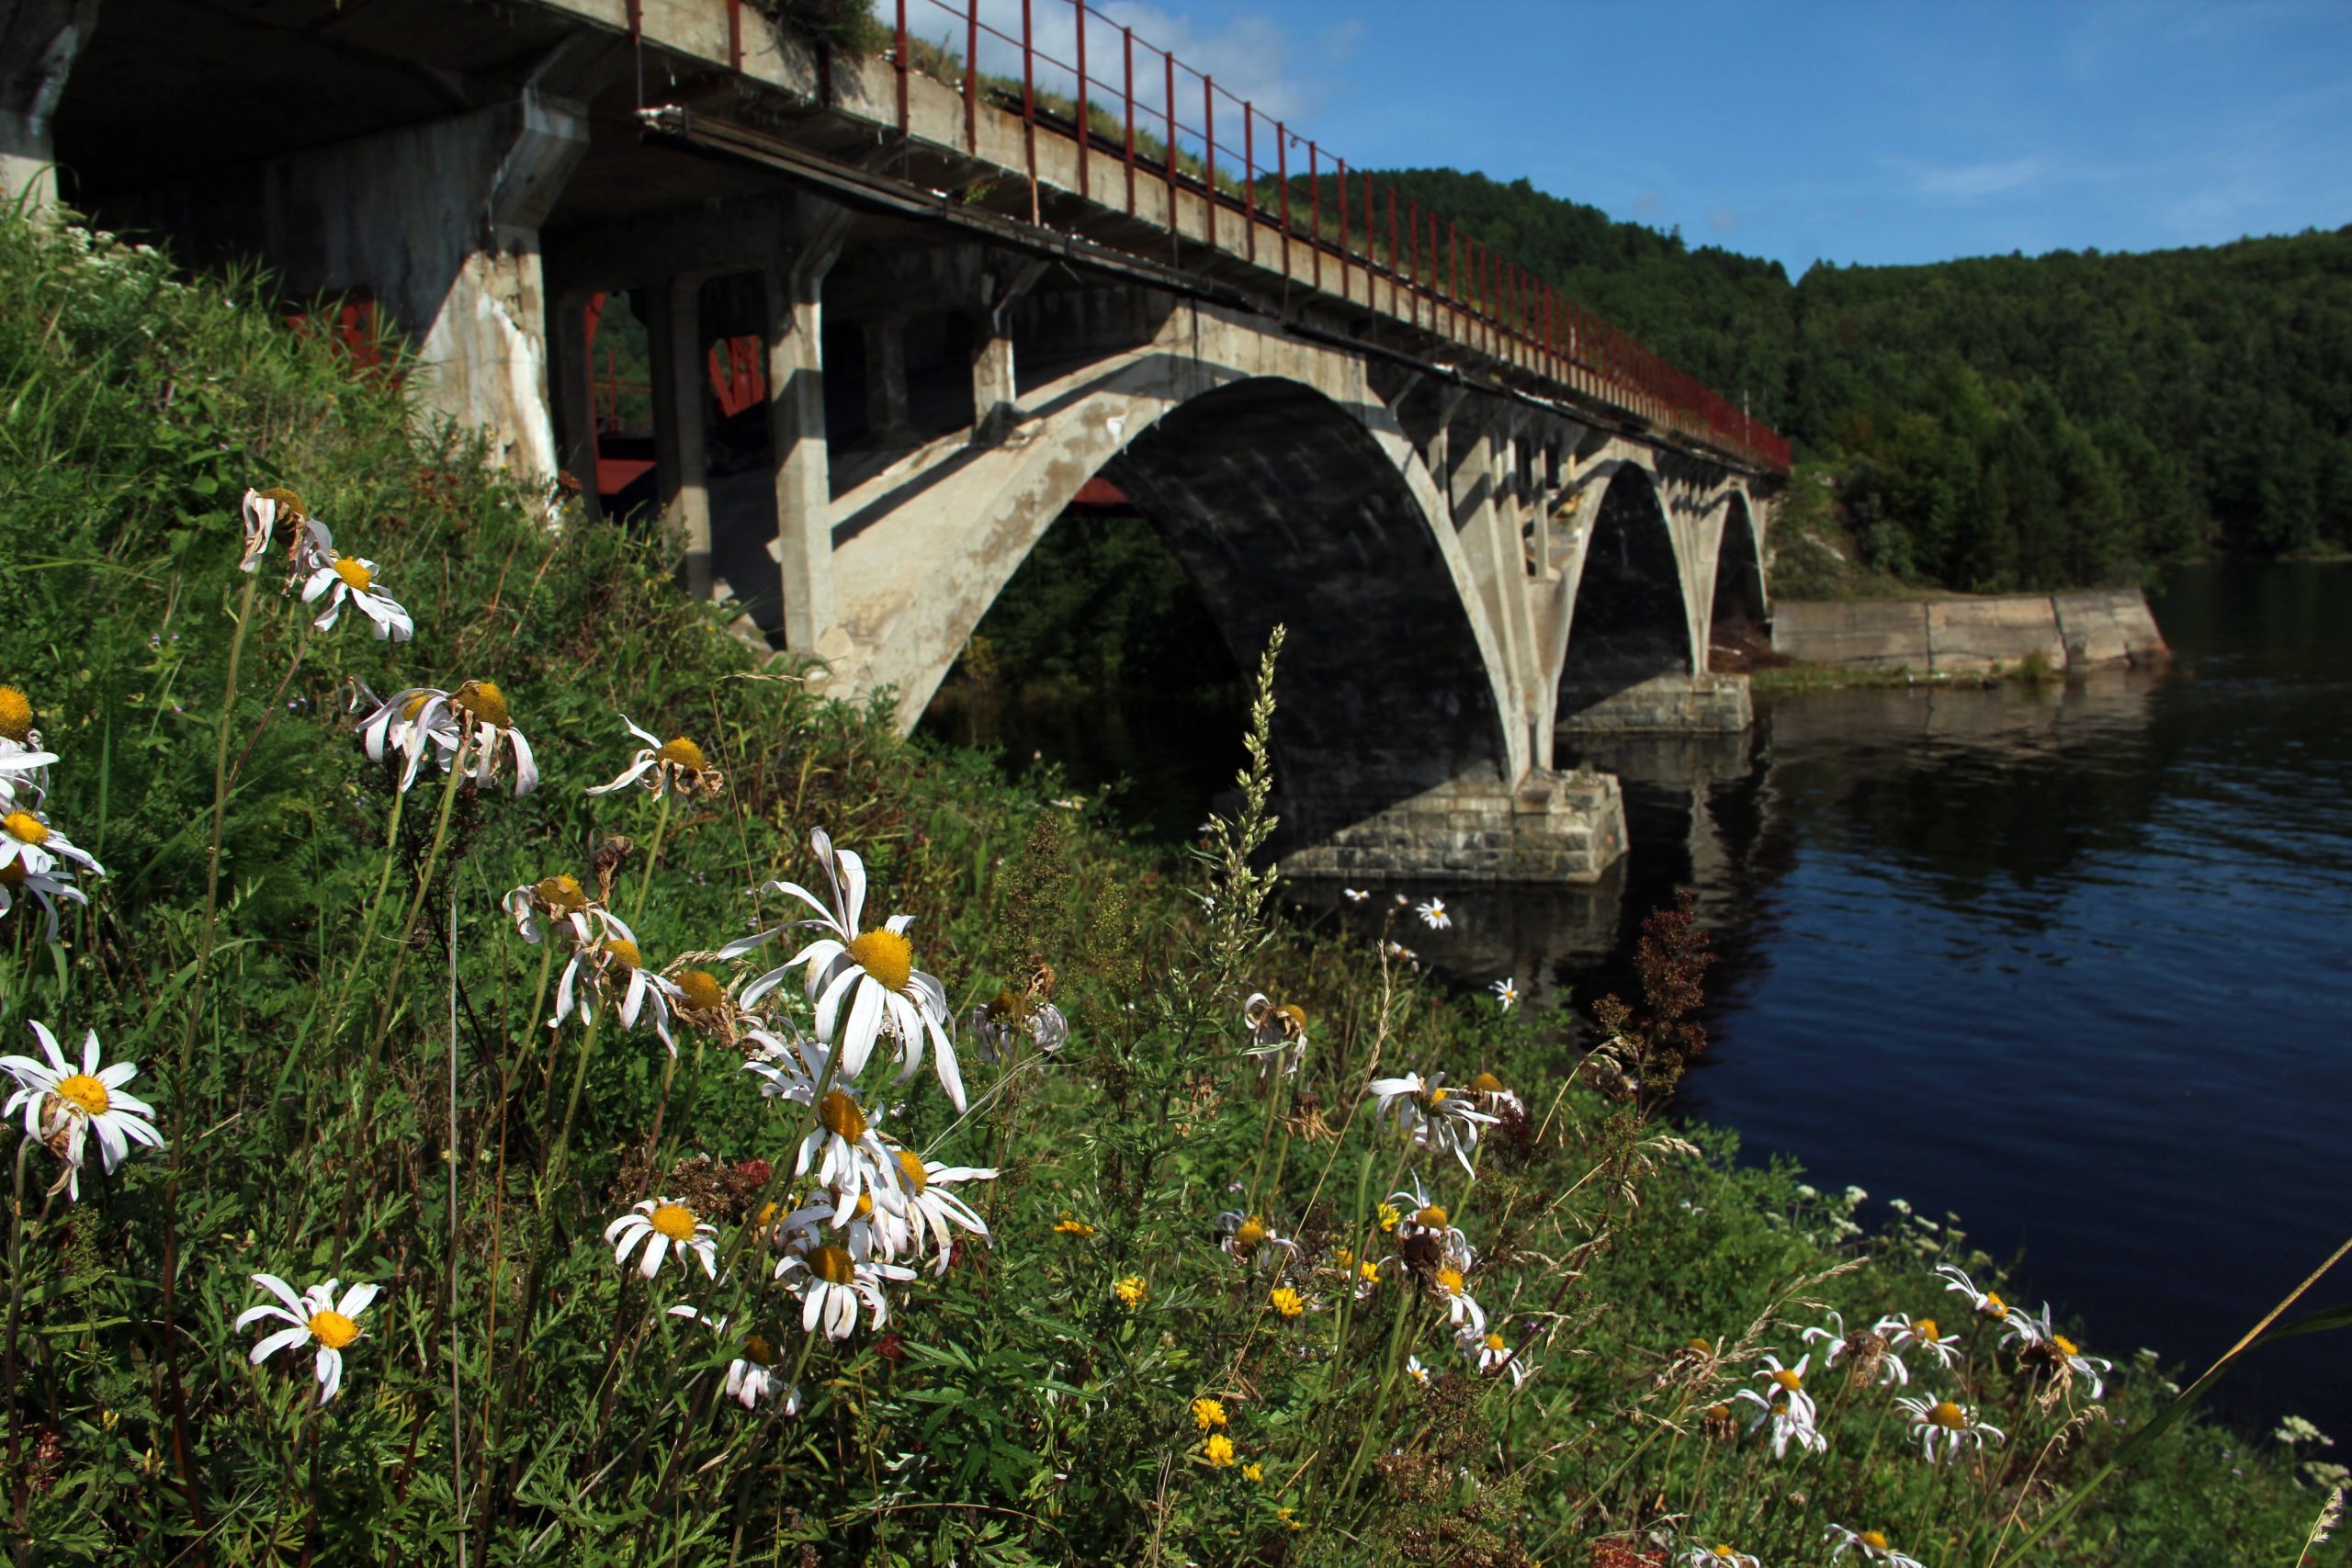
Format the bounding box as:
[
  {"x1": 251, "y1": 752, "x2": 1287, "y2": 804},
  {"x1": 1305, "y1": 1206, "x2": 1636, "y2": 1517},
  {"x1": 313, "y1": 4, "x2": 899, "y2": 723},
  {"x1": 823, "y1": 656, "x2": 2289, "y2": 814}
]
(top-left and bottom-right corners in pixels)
[
  {"x1": 1679, "y1": 1547, "x2": 1760, "y2": 1568},
  {"x1": 0, "y1": 859, "x2": 87, "y2": 941},
  {"x1": 1802, "y1": 1310, "x2": 1908, "y2": 1388},
  {"x1": 1428, "y1": 1261, "x2": 1487, "y2": 1338},
  {"x1": 1936, "y1": 1264, "x2": 2024, "y2": 1330},
  {"x1": 1364, "y1": 1071, "x2": 1498, "y2": 1177},
  {"x1": 1996, "y1": 1300, "x2": 2054, "y2": 1355},
  {"x1": 503, "y1": 873, "x2": 625, "y2": 950},
  {"x1": 357, "y1": 685, "x2": 459, "y2": 792},
  {"x1": 0, "y1": 1023, "x2": 162, "y2": 1200},
  {"x1": 1214, "y1": 1211, "x2": 1303, "y2": 1276},
  {"x1": 970, "y1": 986, "x2": 1069, "y2": 1065},
  {"x1": 775, "y1": 1232, "x2": 913, "y2": 1340},
  {"x1": 1747, "y1": 1352, "x2": 1820, "y2": 1426},
  {"x1": 1464, "y1": 1070, "x2": 1525, "y2": 1119},
  {"x1": 1896, "y1": 1393, "x2": 2006, "y2": 1464},
  {"x1": 0, "y1": 807, "x2": 104, "y2": 881},
  {"x1": 665, "y1": 1307, "x2": 802, "y2": 1413},
  {"x1": 552, "y1": 934, "x2": 684, "y2": 1053},
  {"x1": 1825, "y1": 1523, "x2": 1927, "y2": 1566},
  {"x1": 1240, "y1": 992, "x2": 1307, "y2": 1077},
  {"x1": 301, "y1": 548, "x2": 413, "y2": 640},
  {"x1": 238, "y1": 1274, "x2": 379, "y2": 1405},
  {"x1": 1489, "y1": 976, "x2": 1519, "y2": 1010},
  {"x1": 585, "y1": 717, "x2": 726, "y2": 800},
  {"x1": 0, "y1": 737, "x2": 55, "y2": 809},
  {"x1": 789, "y1": 1083, "x2": 905, "y2": 1216},
  {"x1": 1730, "y1": 1384, "x2": 1827, "y2": 1458},
  {"x1": 2011, "y1": 1309, "x2": 2112, "y2": 1398},
  {"x1": 719, "y1": 829, "x2": 963, "y2": 1111},
  {"x1": 884, "y1": 1144, "x2": 996, "y2": 1276},
  {"x1": 1872, "y1": 1312, "x2": 1963, "y2": 1371},
  {"x1": 1461, "y1": 1327, "x2": 1529, "y2": 1386},
  {"x1": 1405, "y1": 1354, "x2": 1431, "y2": 1387},
  {"x1": 356, "y1": 681, "x2": 536, "y2": 795},
  {"x1": 1414, "y1": 897, "x2": 1451, "y2": 931},
  {"x1": 1342, "y1": 887, "x2": 1369, "y2": 903},
  {"x1": 605, "y1": 1197, "x2": 720, "y2": 1280},
  {"x1": 1388, "y1": 1176, "x2": 1475, "y2": 1270}
]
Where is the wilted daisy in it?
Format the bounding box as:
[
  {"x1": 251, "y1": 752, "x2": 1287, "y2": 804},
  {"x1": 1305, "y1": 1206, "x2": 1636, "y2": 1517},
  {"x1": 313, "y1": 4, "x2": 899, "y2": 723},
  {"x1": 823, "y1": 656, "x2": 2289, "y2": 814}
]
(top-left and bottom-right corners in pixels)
[
  {"x1": 1873, "y1": 1312, "x2": 1962, "y2": 1371},
  {"x1": 1240, "y1": 991, "x2": 1307, "y2": 1077},
  {"x1": 666, "y1": 967, "x2": 761, "y2": 1049},
  {"x1": 1, "y1": 1022, "x2": 162, "y2": 1200},
  {"x1": 0, "y1": 807, "x2": 104, "y2": 882},
  {"x1": 503, "y1": 873, "x2": 626, "y2": 949},
  {"x1": 1464, "y1": 1070, "x2": 1525, "y2": 1119},
  {"x1": 357, "y1": 685, "x2": 458, "y2": 791},
  {"x1": 790, "y1": 1083, "x2": 905, "y2": 1216},
  {"x1": 239, "y1": 487, "x2": 308, "y2": 573},
  {"x1": 665, "y1": 1307, "x2": 800, "y2": 1414},
  {"x1": 1389, "y1": 1176, "x2": 1475, "y2": 1270},
  {"x1": 1489, "y1": 976, "x2": 1518, "y2": 1010},
  {"x1": 1463, "y1": 1327, "x2": 1529, "y2": 1386},
  {"x1": 1215, "y1": 1211, "x2": 1302, "y2": 1275},
  {"x1": 2011, "y1": 1309, "x2": 2111, "y2": 1398},
  {"x1": 1897, "y1": 1393, "x2": 2006, "y2": 1464},
  {"x1": 775, "y1": 1230, "x2": 913, "y2": 1339},
  {"x1": 586, "y1": 717, "x2": 726, "y2": 800},
  {"x1": 1825, "y1": 1524, "x2": 1926, "y2": 1566},
  {"x1": 356, "y1": 681, "x2": 536, "y2": 795},
  {"x1": 970, "y1": 964, "x2": 1069, "y2": 1065},
  {"x1": 1731, "y1": 1384, "x2": 1826, "y2": 1458},
  {"x1": 551, "y1": 933, "x2": 683, "y2": 1052},
  {"x1": 1414, "y1": 897, "x2": 1452, "y2": 931},
  {"x1": 1429, "y1": 1262, "x2": 1487, "y2": 1338},
  {"x1": 301, "y1": 542, "x2": 413, "y2": 640},
  {"x1": 1803, "y1": 1310, "x2": 1907, "y2": 1388},
  {"x1": 1365, "y1": 1070, "x2": 1498, "y2": 1176},
  {"x1": 238, "y1": 1275, "x2": 379, "y2": 1405},
  {"x1": 1936, "y1": 1264, "x2": 2021, "y2": 1328},
  {"x1": 605, "y1": 1197, "x2": 720, "y2": 1280},
  {"x1": 0, "y1": 860, "x2": 87, "y2": 940},
  {"x1": 720, "y1": 829, "x2": 963, "y2": 1111}
]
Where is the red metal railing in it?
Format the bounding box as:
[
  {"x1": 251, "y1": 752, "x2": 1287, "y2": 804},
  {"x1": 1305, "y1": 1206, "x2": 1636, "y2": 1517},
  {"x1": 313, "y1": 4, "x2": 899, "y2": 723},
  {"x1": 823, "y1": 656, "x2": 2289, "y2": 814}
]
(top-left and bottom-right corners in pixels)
[{"x1": 884, "y1": 0, "x2": 1789, "y2": 472}]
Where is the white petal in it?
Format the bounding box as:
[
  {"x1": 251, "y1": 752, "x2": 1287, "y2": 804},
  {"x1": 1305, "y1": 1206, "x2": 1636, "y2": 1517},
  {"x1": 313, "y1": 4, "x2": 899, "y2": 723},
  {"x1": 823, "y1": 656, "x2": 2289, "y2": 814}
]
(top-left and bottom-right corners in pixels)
[{"x1": 250, "y1": 1325, "x2": 311, "y2": 1365}]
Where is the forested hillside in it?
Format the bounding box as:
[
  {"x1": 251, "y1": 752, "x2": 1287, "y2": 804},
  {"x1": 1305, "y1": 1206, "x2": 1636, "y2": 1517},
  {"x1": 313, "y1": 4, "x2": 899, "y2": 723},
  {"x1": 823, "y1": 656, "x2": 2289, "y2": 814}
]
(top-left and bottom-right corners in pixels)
[{"x1": 1374, "y1": 169, "x2": 2352, "y2": 589}]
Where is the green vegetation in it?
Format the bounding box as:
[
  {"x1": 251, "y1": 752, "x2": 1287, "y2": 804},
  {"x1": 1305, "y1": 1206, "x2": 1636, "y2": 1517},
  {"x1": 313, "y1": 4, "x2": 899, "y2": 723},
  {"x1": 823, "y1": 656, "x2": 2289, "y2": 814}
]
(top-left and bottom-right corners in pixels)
[
  {"x1": 0, "y1": 209, "x2": 2341, "y2": 1565},
  {"x1": 1371, "y1": 169, "x2": 2352, "y2": 588}
]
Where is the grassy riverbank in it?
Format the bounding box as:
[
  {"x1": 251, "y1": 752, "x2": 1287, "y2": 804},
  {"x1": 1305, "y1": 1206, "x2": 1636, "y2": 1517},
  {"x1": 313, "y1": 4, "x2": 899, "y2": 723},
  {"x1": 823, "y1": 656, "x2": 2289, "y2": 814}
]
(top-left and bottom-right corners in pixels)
[{"x1": 0, "y1": 211, "x2": 2337, "y2": 1565}]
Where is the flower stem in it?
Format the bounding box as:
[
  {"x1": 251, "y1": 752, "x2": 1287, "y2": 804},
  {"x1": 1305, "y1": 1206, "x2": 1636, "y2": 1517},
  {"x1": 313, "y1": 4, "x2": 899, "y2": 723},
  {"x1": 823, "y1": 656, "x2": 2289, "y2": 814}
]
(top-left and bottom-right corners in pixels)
[
  {"x1": 361, "y1": 738, "x2": 469, "y2": 1073},
  {"x1": 627, "y1": 792, "x2": 672, "y2": 929},
  {"x1": 182, "y1": 568, "x2": 262, "y2": 1060}
]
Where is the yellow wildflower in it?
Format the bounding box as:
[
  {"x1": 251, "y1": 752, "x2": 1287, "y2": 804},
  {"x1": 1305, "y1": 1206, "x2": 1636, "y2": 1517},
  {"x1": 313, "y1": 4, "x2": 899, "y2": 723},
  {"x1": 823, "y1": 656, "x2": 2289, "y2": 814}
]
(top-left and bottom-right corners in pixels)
[
  {"x1": 1191, "y1": 1396, "x2": 1227, "y2": 1431},
  {"x1": 1270, "y1": 1287, "x2": 1306, "y2": 1318},
  {"x1": 1113, "y1": 1275, "x2": 1148, "y2": 1310},
  {"x1": 1203, "y1": 1433, "x2": 1236, "y2": 1467}
]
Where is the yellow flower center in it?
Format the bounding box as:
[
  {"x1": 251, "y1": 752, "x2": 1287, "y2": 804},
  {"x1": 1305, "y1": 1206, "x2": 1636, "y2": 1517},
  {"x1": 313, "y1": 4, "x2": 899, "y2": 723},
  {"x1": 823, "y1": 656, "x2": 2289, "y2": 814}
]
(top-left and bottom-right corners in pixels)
[
  {"x1": 1771, "y1": 1368, "x2": 1803, "y2": 1393},
  {"x1": 450, "y1": 679, "x2": 511, "y2": 728},
  {"x1": 1192, "y1": 1396, "x2": 1227, "y2": 1429},
  {"x1": 1425, "y1": 1086, "x2": 1449, "y2": 1104},
  {"x1": 1270, "y1": 1287, "x2": 1305, "y2": 1317},
  {"x1": 1928, "y1": 1400, "x2": 1966, "y2": 1430},
  {"x1": 1712, "y1": 1550, "x2": 1738, "y2": 1562},
  {"x1": 649, "y1": 1202, "x2": 697, "y2": 1241},
  {"x1": 817, "y1": 1089, "x2": 867, "y2": 1142},
  {"x1": 0, "y1": 687, "x2": 32, "y2": 742},
  {"x1": 654, "y1": 737, "x2": 706, "y2": 772},
  {"x1": 1483, "y1": 1333, "x2": 1506, "y2": 1353},
  {"x1": 4, "y1": 811, "x2": 49, "y2": 845},
  {"x1": 674, "y1": 969, "x2": 727, "y2": 1012},
  {"x1": 257, "y1": 486, "x2": 307, "y2": 522},
  {"x1": 851, "y1": 1192, "x2": 874, "y2": 1220},
  {"x1": 1468, "y1": 1070, "x2": 1505, "y2": 1094},
  {"x1": 1435, "y1": 1265, "x2": 1464, "y2": 1296},
  {"x1": 307, "y1": 1310, "x2": 359, "y2": 1350},
  {"x1": 1915, "y1": 1318, "x2": 1940, "y2": 1341},
  {"x1": 989, "y1": 987, "x2": 1032, "y2": 1022},
  {"x1": 1231, "y1": 1217, "x2": 1268, "y2": 1254},
  {"x1": 895, "y1": 1148, "x2": 929, "y2": 1194},
  {"x1": 1416, "y1": 1204, "x2": 1449, "y2": 1229},
  {"x1": 1860, "y1": 1532, "x2": 1890, "y2": 1551},
  {"x1": 0, "y1": 863, "x2": 24, "y2": 888},
  {"x1": 1685, "y1": 1337, "x2": 1713, "y2": 1354},
  {"x1": 1984, "y1": 1292, "x2": 2008, "y2": 1317},
  {"x1": 808, "y1": 1244, "x2": 855, "y2": 1285},
  {"x1": 54, "y1": 1073, "x2": 109, "y2": 1117},
  {"x1": 1273, "y1": 1002, "x2": 1306, "y2": 1033},
  {"x1": 401, "y1": 692, "x2": 434, "y2": 721},
  {"x1": 1705, "y1": 1403, "x2": 1731, "y2": 1421},
  {"x1": 332, "y1": 557, "x2": 373, "y2": 592},
  {"x1": 2052, "y1": 1334, "x2": 2079, "y2": 1358},
  {"x1": 846, "y1": 928, "x2": 912, "y2": 993},
  {"x1": 744, "y1": 1333, "x2": 775, "y2": 1364},
  {"x1": 535, "y1": 874, "x2": 587, "y2": 913},
  {"x1": 602, "y1": 939, "x2": 641, "y2": 971}
]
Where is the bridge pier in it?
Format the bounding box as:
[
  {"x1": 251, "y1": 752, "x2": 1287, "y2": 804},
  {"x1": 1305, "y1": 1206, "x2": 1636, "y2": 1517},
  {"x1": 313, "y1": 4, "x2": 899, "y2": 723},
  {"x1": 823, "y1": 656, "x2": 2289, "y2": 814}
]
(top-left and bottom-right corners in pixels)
[{"x1": 1278, "y1": 769, "x2": 1627, "y2": 885}]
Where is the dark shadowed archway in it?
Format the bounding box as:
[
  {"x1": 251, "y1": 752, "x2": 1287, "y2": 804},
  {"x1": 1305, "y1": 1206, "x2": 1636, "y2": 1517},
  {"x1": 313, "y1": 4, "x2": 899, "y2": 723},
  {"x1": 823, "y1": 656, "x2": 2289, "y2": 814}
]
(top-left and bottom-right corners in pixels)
[
  {"x1": 1710, "y1": 491, "x2": 1768, "y2": 648},
  {"x1": 1556, "y1": 466, "x2": 1695, "y2": 730},
  {"x1": 1101, "y1": 378, "x2": 1516, "y2": 812}
]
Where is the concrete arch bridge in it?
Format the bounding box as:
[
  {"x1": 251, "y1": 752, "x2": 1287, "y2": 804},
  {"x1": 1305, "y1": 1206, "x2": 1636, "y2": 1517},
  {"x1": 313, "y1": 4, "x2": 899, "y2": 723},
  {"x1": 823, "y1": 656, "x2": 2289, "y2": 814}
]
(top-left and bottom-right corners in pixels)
[{"x1": 11, "y1": 0, "x2": 1786, "y2": 879}]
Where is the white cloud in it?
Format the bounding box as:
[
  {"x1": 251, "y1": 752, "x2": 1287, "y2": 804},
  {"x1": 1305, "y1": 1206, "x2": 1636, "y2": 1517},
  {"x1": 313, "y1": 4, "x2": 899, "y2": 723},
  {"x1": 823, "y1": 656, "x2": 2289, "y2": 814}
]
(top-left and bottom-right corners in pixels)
[{"x1": 1885, "y1": 155, "x2": 2050, "y2": 200}]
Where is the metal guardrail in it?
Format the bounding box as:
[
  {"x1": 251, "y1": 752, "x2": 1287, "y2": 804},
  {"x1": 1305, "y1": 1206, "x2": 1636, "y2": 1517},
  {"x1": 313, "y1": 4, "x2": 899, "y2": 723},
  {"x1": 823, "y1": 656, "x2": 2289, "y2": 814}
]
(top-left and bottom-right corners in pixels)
[{"x1": 884, "y1": 0, "x2": 1791, "y2": 472}]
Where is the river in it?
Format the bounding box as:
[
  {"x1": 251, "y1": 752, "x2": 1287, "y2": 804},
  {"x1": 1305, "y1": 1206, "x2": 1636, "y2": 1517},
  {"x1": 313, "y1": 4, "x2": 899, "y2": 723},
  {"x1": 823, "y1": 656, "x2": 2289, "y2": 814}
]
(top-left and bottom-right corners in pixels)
[{"x1": 940, "y1": 559, "x2": 2352, "y2": 1434}]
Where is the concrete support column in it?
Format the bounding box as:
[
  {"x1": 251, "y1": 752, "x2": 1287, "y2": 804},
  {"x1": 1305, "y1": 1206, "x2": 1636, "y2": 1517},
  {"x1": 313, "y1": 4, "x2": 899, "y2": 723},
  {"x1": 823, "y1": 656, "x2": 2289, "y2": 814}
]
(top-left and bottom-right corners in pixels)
[
  {"x1": 549, "y1": 292, "x2": 602, "y2": 524},
  {"x1": 765, "y1": 255, "x2": 837, "y2": 659},
  {"x1": 650, "y1": 276, "x2": 711, "y2": 599},
  {"x1": 0, "y1": 0, "x2": 96, "y2": 209},
  {"x1": 971, "y1": 257, "x2": 1044, "y2": 446}
]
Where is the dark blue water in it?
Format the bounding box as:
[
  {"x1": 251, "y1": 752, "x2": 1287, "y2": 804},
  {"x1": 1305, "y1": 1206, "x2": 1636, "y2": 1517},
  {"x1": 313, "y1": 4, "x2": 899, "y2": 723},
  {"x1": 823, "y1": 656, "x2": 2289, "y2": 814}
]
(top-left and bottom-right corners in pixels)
[{"x1": 1367, "y1": 560, "x2": 2352, "y2": 1433}]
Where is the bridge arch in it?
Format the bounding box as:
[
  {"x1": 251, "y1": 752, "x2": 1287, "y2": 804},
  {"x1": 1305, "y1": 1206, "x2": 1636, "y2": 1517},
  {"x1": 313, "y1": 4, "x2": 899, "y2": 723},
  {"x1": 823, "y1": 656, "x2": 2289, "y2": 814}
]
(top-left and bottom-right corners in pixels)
[
  {"x1": 1707, "y1": 486, "x2": 1769, "y2": 653},
  {"x1": 1549, "y1": 458, "x2": 1699, "y2": 736},
  {"x1": 821, "y1": 300, "x2": 1528, "y2": 806}
]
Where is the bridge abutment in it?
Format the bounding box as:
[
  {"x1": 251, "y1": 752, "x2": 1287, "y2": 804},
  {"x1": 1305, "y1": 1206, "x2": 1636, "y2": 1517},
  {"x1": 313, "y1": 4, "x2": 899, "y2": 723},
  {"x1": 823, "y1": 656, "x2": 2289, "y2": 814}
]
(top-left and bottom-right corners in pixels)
[
  {"x1": 1556, "y1": 671, "x2": 1753, "y2": 735},
  {"x1": 1278, "y1": 768, "x2": 1627, "y2": 884}
]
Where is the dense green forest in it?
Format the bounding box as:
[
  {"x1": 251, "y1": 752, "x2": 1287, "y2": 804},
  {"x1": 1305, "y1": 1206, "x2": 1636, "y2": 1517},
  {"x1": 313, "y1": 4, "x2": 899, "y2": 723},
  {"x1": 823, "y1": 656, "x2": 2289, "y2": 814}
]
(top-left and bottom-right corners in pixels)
[{"x1": 1372, "y1": 169, "x2": 2352, "y2": 591}]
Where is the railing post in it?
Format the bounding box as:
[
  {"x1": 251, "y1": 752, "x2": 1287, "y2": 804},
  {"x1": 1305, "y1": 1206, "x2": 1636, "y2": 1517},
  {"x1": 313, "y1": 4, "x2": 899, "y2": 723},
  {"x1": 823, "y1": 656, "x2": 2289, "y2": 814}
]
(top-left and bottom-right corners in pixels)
[
  {"x1": 1122, "y1": 25, "x2": 1136, "y2": 214},
  {"x1": 1163, "y1": 49, "x2": 1176, "y2": 223},
  {"x1": 1243, "y1": 107, "x2": 1255, "y2": 264},
  {"x1": 893, "y1": 0, "x2": 907, "y2": 134},
  {"x1": 1021, "y1": 0, "x2": 1037, "y2": 199},
  {"x1": 1307, "y1": 141, "x2": 1320, "y2": 290},
  {"x1": 1336, "y1": 155, "x2": 1349, "y2": 303},
  {"x1": 1276, "y1": 122, "x2": 1290, "y2": 282},
  {"x1": 1072, "y1": 0, "x2": 1089, "y2": 198},
  {"x1": 965, "y1": 2, "x2": 978, "y2": 153},
  {"x1": 1387, "y1": 185, "x2": 1398, "y2": 317},
  {"x1": 1202, "y1": 73, "x2": 1216, "y2": 242}
]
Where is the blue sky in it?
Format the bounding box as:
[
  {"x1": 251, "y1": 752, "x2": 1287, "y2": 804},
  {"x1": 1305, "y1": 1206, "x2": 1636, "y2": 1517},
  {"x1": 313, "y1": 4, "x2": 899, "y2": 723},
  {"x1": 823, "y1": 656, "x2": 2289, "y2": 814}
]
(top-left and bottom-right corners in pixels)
[{"x1": 974, "y1": 0, "x2": 2352, "y2": 276}]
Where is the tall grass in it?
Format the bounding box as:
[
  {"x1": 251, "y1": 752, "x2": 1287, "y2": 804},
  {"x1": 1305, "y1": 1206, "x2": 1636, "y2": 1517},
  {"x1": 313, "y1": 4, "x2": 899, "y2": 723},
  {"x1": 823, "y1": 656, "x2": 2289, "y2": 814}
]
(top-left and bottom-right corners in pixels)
[{"x1": 0, "y1": 209, "x2": 2335, "y2": 1566}]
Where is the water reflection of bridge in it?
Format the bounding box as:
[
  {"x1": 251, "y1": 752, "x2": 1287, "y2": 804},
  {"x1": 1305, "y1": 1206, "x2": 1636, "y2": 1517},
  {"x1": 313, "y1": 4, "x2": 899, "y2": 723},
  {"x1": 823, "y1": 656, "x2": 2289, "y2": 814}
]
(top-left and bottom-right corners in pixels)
[{"x1": 1288, "y1": 669, "x2": 2169, "y2": 1019}]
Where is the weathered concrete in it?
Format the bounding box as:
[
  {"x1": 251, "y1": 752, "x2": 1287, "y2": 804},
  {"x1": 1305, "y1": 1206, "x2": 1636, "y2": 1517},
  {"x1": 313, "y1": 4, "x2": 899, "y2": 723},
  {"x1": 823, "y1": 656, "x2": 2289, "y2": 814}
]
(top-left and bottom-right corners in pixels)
[
  {"x1": 1559, "y1": 671, "x2": 1753, "y2": 733},
  {"x1": 1279, "y1": 769, "x2": 1626, "y2": 884},
  {"x1": 0, "y1": 0, "x2": 93, "y2": 209},
  {"x1": 1773, "y1": 589, "x2": 2168, "y2": 675}
]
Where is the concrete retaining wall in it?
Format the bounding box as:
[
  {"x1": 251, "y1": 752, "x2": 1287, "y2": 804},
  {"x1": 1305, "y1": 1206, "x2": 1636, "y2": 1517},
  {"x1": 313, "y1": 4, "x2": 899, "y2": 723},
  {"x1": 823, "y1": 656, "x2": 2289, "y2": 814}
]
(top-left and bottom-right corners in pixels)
[{"x1": 1772, "y1": 588, "x2": 2167, "y2": 676}]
